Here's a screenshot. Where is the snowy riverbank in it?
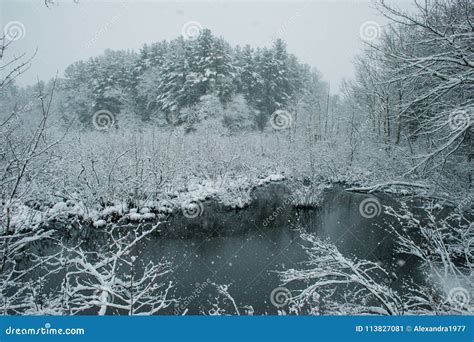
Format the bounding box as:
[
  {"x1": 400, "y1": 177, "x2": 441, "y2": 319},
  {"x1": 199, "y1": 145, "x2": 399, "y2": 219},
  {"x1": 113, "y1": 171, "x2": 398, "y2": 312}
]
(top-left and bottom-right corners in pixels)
[{"x1": 4, "y1": 173, "x2": 290, "y2": 234}]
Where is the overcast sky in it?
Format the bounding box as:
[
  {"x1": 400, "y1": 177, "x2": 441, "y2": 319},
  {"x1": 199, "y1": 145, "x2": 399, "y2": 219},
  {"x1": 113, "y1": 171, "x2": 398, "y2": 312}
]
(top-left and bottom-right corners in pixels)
[{"x1": 1, "y1": 0, "x2": 411, "y2": 92}]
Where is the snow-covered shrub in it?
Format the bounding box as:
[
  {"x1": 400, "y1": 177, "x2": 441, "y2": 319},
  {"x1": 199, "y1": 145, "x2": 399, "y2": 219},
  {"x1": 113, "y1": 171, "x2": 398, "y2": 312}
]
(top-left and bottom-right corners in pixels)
[
  {"x1": 1, "y1": 224, "x2": 174, "y2": 315},
  {"x1": 279, "y1": 208, "x2": 473, "y2": 316},
  {"x1": 279, "y1": 233, "x2": 404, "y2": 315},
  {"x1": 384, "y1": 203, "x2": 474, "y2": 314}
]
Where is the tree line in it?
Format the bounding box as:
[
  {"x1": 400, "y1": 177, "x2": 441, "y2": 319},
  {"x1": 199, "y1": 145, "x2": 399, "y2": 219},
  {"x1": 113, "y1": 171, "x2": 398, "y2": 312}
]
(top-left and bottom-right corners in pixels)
[{"x1": 58, "y1": 29, "x2": 326, "y2": 131}]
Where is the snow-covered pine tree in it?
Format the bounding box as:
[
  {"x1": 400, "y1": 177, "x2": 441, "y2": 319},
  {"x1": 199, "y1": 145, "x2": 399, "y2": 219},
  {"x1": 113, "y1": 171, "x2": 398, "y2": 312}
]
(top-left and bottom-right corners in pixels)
[
  {"x1": 254, "y1": 39, "x2": 293, "y2": 130},
  {"x1": 183, "y1": 29, "x2": 235, "y2": 105},
  {"x1": 135, "y1": 42, "x2": 169, "y2": 121},
  {"x1": 62, "y1": 61, "x2": 96, "y2": 126},
  {"x1": 62, "y1": 50, "x2": 138, "y2": 128},
  {"x1": 234, "y1": 44, "x2": 262, "y2": 109},
  {"x1": 156, "y1": 38, "x2": 188, "y2": 123},
  {"x1": 272, "y1": 38, "x2": 292, "y2": 106}
]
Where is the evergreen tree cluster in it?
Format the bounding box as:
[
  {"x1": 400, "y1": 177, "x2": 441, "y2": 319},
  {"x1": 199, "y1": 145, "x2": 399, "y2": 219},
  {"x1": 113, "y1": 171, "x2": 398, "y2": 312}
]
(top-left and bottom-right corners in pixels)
[{"x1": 60, "y1": 29, "x2": 324, "y2": 130}]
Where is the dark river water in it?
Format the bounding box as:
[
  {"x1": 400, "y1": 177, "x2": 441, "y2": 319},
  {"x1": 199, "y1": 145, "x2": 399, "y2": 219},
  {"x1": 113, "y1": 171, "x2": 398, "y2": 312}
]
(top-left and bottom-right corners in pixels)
[
  {"x1": 144, "y1": 183, "x2": 423, "y2": 315},
  {"x1": 23, "y1": 183, "x2": 426, "y2": 315}
]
